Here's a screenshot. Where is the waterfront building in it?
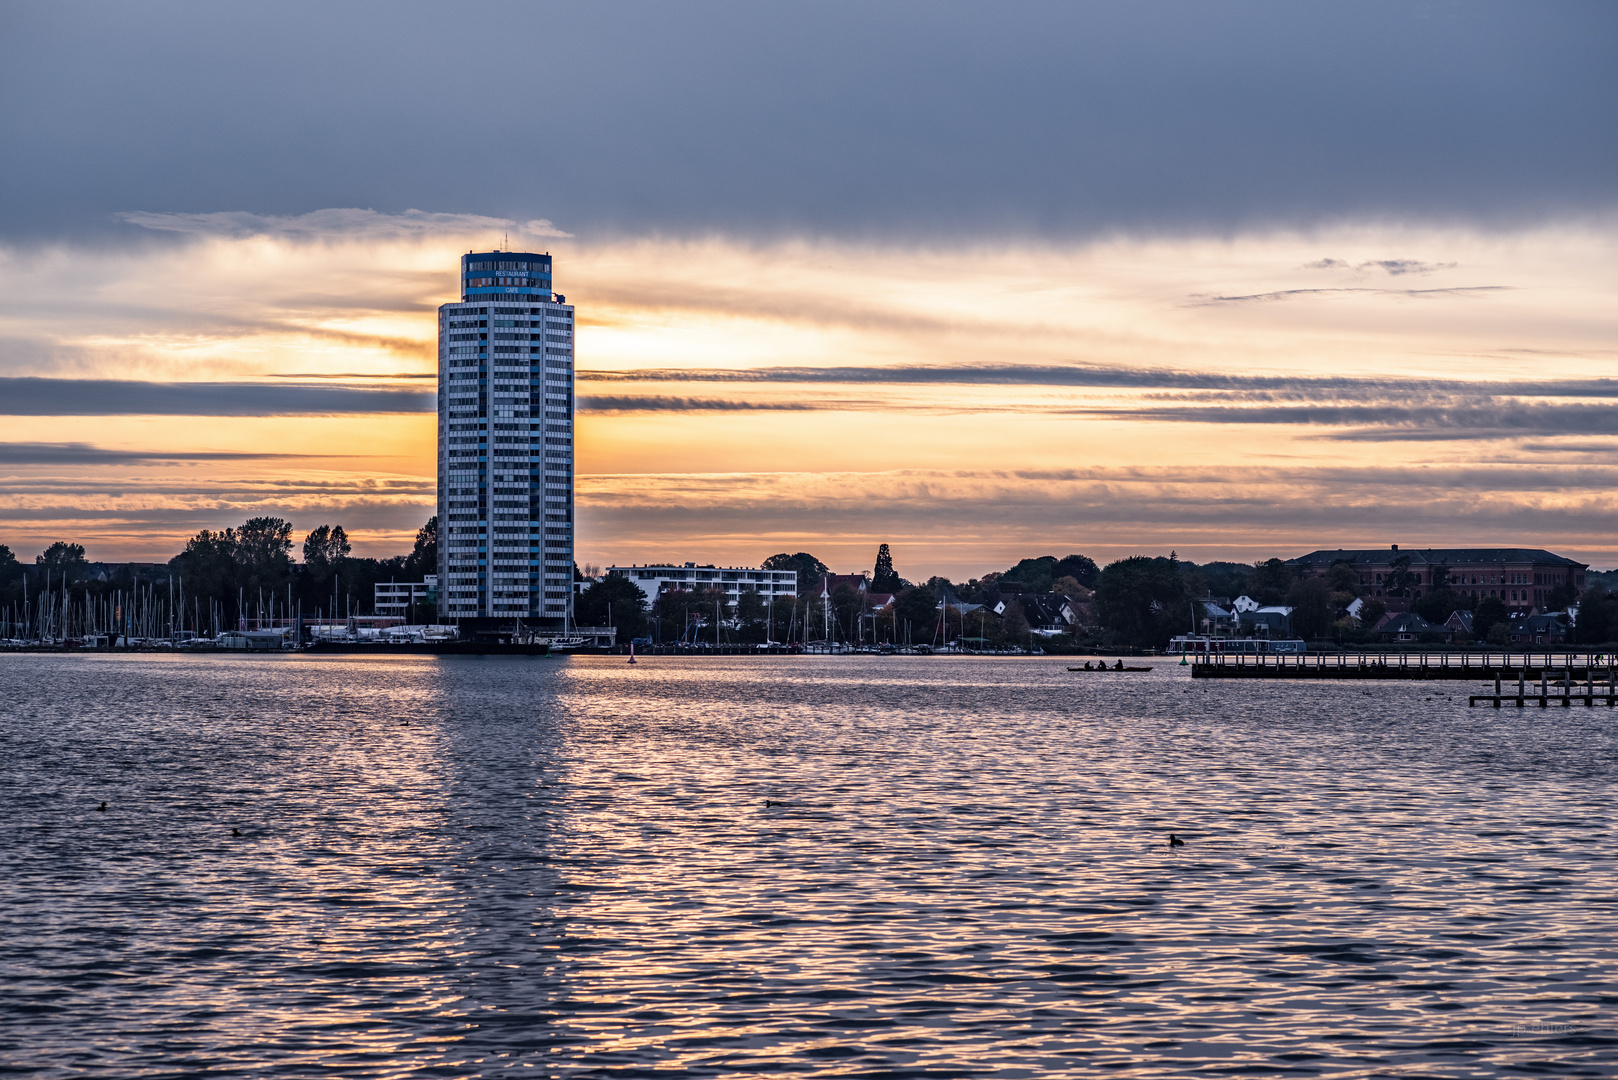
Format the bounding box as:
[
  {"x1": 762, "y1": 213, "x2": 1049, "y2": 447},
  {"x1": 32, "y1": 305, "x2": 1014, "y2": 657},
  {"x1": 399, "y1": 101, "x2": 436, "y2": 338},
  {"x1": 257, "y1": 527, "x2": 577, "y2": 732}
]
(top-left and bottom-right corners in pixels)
[
  {"x1": 1287, "y1": 546, "x2": 1587, "y2": 614},
  {"x1": 605, "y1": 563, "x2": 799, "y2": 607},
  {"x1": 437, "y1": 251, "x2": 575, "y2": 625},
  {"x1": 374, "y1": 576, "x2": 437, "y2": 619}
]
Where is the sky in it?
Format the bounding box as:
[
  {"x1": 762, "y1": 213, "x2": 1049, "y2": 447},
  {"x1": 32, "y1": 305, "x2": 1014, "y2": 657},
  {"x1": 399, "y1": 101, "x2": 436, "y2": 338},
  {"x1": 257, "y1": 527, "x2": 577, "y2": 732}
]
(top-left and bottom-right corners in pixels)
[{"x1": 1, "y1": 1, "x2": 1615, "y2": 579}]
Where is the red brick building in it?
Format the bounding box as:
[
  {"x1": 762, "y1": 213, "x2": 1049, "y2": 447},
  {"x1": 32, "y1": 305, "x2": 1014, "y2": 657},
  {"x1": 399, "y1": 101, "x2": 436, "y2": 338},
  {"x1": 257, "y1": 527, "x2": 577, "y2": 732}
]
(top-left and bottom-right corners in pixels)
[{"x1": 1287, "y1": 546, "x2": 1587, "y2": 615}]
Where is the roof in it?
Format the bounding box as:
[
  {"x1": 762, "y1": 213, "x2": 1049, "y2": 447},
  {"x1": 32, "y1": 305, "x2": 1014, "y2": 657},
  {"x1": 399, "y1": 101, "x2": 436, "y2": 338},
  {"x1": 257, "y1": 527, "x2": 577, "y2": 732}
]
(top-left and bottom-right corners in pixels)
[
  {"x1": 1518, "y1": 613, "x2": 1570, "y2": 631},
  {"x1": 1019, "y1": 594, "x2": 1074, "y2": 624},
  {"x1": 1289, "y1": 548, "x2": 1585, "y2": 569},
  {"x1": 1446, "y1": 610, "x2": 1474, "y2": 632},
  {"x1": 1379, "y1": 612, "x2": 1441, "y2": 633}
]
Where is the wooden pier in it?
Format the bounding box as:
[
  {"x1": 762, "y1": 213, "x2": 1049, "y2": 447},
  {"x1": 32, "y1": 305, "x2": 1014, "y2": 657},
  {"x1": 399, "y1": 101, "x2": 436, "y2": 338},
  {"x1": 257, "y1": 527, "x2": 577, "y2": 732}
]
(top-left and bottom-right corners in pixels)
[
  {"x1": 1467, "y1": 662, "x2": 1618, "y2": 707},
  {"x1": 1190, "y1": 649, "x2": 1617, "y2": 707}
]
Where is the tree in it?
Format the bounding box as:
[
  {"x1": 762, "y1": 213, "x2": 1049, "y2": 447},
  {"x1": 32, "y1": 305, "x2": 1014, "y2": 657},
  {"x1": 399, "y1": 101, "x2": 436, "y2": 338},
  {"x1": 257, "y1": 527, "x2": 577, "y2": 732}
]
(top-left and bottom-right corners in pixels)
[
  {"x1": 1000, "y1": 556, "x2": 1057, "y2": 594},
  {"x1": 1573, "y1": 585, "x2": 1617, "y2": 645},
  {"x1": 169, "y1": 528, "x2": 239, "y2": 623},
  {"x1": 1358, "y1": 598, "x2": 1387, "y2": 629},
  {"x1": 735, "y1": 587, "x2": 768, "y2": 640},
  {"x1": 1052, "y1": 575, "x2": 1087, "y2": 600},
  {"x1": 404, "y1": 516, "x2": 438, "y2": 579},
  {"x1": 1473, "y1": 596, "x2": 1508, "y2": 642},
  {"x1": 1546, "y1": 581, "x2": 1578, "y2": 611},
  {"x1": 297, "y1": 523, "x2": 352, "y2": 613},
  {"x1": 0, "y1": 544, "x2": 22, "y2": 608},
  {"x1": 1382, "y1": 555, "x2": 1418, "y2": 599},
  {"x1": 235, "y1": 517, "x2": 295, "y2": 592},
  {"x1": 829, "y1": 583, "x2": 862, "y2": 641},
  {"x1": 1055, "y1": 554, "x2": 1100, "y2": 589},
  {"x1": 1286, "y1": 576, "x2": 1334, "y2": 641},
  {"x1": 36, "y1": 542, "x2": 90, "y2": 582},
  {"x1": 1096, "y1": 556, "x2": 1187, "y2": 648},
  {"x1": 893, "y1": 583, "x2": 937, "y2": 644},
  {"x1": 1197, "y1": 561, "x2": 1250, "y2": 600},
  {"x1": 1326, "y1": 561, "x2": 1360, "y2": 594},
  {"x1": 1415, "y1": 585, "x2": 1462, "y2": 625},
  {"x1": 654, "y1": 587, "x2": 698, "y2": 642},
  {"x1": 577, "y1": 573, "x2": 648, "y2": 638},
  {"x1": 1000, "y1": 598, "x2": 1031, "y2": 649},
  {"x1": 763, "y1": 552, "x2": 830, "y2": 595},
  {"x1": 302, "y1": 525, "x2": 351, "y2": 577},
  {"x1": 697, "y1": 586, "x2": 734, "y2": 641},
  {"x1": 768, "y1": 594, "x2": 801, "y2": 643},
  {"x1": 871, "y1": 544, "x2": 902, "y2": 593},
  {"x1": 1246, "y1": 558, "x2": 1293, "y2": 605}
]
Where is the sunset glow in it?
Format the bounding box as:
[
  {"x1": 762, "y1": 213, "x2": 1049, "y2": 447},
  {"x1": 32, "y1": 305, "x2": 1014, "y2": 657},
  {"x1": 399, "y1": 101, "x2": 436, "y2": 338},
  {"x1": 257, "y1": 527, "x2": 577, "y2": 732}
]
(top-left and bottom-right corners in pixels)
[{"x1": 2, "y1": 216, "x2": 1615, "y2": 575}]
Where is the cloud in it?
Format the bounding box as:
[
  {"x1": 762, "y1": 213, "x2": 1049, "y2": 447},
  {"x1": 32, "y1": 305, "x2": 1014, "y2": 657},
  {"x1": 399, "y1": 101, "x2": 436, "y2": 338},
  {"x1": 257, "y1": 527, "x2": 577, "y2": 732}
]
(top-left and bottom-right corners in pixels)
[
  {"x1": 1084, "y1": 402, "x2": 1618, "y2": 438},
  {"x1": 578, "y1": 396, "x2": 824, "y2": 414},
  {"x1": 0, "y1": 442, "x2": 334, "y2": 465},
  {"x1": 1199, "y1": 285, "x2": 1506, "y2": 304},
  {"x1": 4, "y1": 5, "x2": 1616, "y2": 241},
  {"x1": 0, "y1": 378, "x2": 432, "y2": 416},
  {"x1": 1361, "y1": 259, "x2": 1453, "y2": 275},
  {"x1": 0, "y1": 219, "x2": 1614, "y2": 570},
  {"x1": 570, "y1": 465, "x2": 1618, "y2": 576},
  {"x1": 578, "y1": 363, "x2": 1618, "y2": 400},
  {"x1": 117, "y1": 209, "x2": 571, "y2": 242},
  {"x1": 1303, "y1": 258, "x2": 1455, "y2": 274}
]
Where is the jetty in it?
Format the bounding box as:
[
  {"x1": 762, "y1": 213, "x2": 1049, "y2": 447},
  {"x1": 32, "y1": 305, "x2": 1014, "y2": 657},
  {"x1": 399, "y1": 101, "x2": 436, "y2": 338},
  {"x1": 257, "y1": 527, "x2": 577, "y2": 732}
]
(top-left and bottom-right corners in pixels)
[{"x1": 1191, "y1": 648, "x2": 1616, "y2": 693}]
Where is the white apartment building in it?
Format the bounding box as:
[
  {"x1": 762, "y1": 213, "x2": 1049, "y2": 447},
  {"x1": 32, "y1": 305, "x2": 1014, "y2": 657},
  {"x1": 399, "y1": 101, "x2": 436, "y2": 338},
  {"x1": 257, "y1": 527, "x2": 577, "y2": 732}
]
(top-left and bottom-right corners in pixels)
[
  {"x1": 374, "y1": 576, "x2": 437, "y2": 619},
  {"x1": 437, "y1": 251, "x2": 575, "y2": 625},
  {"x1": 606, "y1": 564, "x2": 799, "y2": 607}
]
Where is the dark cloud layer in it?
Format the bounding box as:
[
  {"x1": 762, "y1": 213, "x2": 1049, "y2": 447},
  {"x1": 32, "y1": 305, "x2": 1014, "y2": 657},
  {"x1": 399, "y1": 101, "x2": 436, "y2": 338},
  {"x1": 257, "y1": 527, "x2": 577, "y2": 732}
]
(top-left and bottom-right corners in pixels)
[
  {"x1": 1089, "y1": 403, "x2": 1618, "y2": 439},
  {"x1": 0, "y1": 442, "x2": 325, "y2": 465},
  {"x1": 0, "y1": 378, "x2": 431, "y2": 415},
  {"x1": 578, "y1": 396, "x2": 821, "y2": 414},
  {"x1": 578, "y1": 363, "x2": 1618, "y2": 399},
  {"x1": 1, "y1": 2, "x2": 1612, "y2": 241}
]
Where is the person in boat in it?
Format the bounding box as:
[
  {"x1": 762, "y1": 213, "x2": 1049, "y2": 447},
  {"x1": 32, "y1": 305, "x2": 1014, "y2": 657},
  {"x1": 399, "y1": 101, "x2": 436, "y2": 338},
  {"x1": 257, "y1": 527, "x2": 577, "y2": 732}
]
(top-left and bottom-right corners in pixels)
[
  {"x1": 1083, "y1": 661, "x2": 1094, "y2": 670},
  {"x1": 1115, "y1": 659, "x2": 1124, "y2": 670}
]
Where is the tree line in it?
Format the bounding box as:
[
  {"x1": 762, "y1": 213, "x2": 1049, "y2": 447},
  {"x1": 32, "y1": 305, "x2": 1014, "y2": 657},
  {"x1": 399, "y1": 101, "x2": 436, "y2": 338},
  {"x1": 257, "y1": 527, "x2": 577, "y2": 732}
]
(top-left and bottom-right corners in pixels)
[
  {"x1": 7, "y1": 526, "x2": 1612, "y2": 646},
  {"x1": 0, "y1": 516, "x2": 438, "y2": 630},
  {"x1": 576, "y1": 546, "x2": 1618, "y2": 650}
]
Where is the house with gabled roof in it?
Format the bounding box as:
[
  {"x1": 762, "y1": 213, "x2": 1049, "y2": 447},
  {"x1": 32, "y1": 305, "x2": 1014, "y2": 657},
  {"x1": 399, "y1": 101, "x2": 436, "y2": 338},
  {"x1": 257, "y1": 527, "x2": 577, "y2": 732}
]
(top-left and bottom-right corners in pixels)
[{"x1": 1376, "y1": 611, "x2": 1449, "y2": 643}]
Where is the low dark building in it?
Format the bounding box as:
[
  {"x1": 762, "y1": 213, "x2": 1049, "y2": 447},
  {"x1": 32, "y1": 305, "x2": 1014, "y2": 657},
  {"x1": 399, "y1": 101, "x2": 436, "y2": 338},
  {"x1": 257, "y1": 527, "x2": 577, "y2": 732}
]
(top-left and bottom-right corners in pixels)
[
  {"x1": 1289, "y1": 546, "x2": 1586, "y2": 615},
  {"x1": 1239, "y1": 608, "x2": 1293, "y2": 638},
  {"x1": 1377, "y1": 611, "x2": 1449, "y2": 643}
]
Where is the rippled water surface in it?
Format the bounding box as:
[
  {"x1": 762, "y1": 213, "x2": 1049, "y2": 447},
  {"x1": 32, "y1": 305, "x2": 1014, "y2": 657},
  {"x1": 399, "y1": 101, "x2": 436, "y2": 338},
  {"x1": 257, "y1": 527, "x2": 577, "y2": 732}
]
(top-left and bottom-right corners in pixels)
[{"x1": 3, "y1": 653, "x2": 1617, "y2": 1077}]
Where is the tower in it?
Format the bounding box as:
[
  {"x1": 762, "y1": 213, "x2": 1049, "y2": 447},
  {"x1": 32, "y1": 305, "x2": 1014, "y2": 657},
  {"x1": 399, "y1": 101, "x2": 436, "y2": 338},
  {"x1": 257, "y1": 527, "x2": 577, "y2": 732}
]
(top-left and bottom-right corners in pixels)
[{"x1": 436, "y1": 251, "x2": 574, "y2": 626}]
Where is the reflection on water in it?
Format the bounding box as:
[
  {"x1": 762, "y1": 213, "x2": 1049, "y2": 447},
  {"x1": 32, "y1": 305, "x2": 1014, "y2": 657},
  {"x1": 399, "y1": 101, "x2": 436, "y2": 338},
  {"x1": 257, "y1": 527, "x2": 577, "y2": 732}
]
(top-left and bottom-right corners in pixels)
[{"x1": 2, "y1": 654, "x2": 1616, "y2": 1076}]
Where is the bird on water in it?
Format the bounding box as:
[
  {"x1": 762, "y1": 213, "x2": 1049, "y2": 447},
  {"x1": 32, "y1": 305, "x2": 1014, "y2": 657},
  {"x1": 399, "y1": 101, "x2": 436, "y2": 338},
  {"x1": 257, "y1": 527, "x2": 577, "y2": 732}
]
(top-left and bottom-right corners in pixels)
[
  {"x1": 1169, "y1": 834, "x2": 1185, "y2": 848},
  {"x1": 96, "y1": 802, "x2": 107, "y2": 812},
  {"x1": 232, "y1": 828, "x2": 242, "y2": 837}
]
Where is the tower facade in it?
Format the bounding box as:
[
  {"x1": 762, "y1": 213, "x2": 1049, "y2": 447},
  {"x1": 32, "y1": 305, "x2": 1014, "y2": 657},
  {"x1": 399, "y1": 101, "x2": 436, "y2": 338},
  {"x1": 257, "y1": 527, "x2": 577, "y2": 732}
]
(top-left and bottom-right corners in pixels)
[{"x1": 436, "y1": 251, "x2": 575, "y2": 625}]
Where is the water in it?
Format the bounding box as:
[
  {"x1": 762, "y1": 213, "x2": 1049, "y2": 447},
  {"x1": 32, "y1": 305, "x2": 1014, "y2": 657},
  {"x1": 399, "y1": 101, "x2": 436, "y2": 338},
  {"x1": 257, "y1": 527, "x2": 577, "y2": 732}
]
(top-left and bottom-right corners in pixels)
[{"x1": 3, "y1": 654, "x2": 1616, "y2": 1077}]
